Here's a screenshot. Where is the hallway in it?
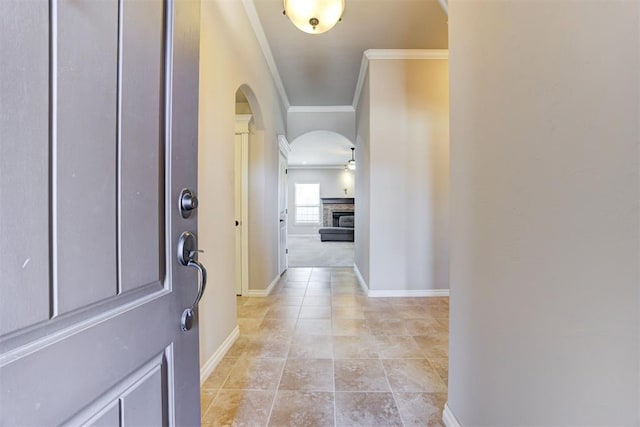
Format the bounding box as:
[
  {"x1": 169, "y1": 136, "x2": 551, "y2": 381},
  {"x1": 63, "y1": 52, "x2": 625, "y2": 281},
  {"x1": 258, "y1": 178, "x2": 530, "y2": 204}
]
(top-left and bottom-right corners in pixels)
[
  {"x1": 287, "y1": 236, "x2": 355, "y2": 268},
  {"x1": 200, "y1": 267, "x2": 449, "y2": 426}
]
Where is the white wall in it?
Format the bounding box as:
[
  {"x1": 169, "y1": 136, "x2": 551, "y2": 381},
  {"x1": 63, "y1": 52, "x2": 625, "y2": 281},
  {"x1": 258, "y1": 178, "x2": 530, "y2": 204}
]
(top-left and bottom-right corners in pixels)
[
  {"x1": 246, "y1": 120, "x2": 281, "y2": 292},
  {"x1": 198, "y1": 0, "x2": 286, "y2": 367},
  {"x1": 354, "y1": 74, "x2": 371, "y2": 285},
  {"x1": 287, "y1": 168, "x2": 355, "y2": 235},
  {"x1": 355, "y1": 58, "x2": 450, "y2": 293},
  {"x1": 447, "y1": 0, "x2": 640, "y2": 424},
  {"x1": 236, "y1": 101, "x2": 251, "y2": 114},
  {"x1": 287, "y1": 109, "x2": 355, "y2": 142}
]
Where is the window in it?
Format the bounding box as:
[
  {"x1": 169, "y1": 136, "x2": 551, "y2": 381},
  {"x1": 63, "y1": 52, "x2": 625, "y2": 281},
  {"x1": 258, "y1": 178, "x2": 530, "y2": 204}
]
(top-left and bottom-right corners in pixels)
[{"x1": 295, "y1": 183, "x2": 320, "y2": 223}]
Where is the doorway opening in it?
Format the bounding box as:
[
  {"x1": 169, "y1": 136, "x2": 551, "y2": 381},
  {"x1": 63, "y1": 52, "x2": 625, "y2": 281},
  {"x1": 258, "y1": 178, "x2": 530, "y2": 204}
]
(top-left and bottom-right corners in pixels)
[
  {"x1": 277, "y1": 138, "x2": 290, "y2": 275},
  {"x1": 286, "y1": 131, "x2": 356, "y2": 267},
  {"x1": 234, "y1": 85, "x2": 264, "y2": 296}
]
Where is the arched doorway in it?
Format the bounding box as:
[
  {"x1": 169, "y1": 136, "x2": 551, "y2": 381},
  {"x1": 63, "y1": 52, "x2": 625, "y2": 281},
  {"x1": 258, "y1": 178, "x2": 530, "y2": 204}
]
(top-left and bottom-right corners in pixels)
[
  {"x1": 234, "y1": 89, "x2": 251, "y2": 295},
  {"x1": 234, "y1": 85, "x2": 265, "y2": 295},
  {"x1": 286, "y1": 130, "x2": 356, "y2": 267}
]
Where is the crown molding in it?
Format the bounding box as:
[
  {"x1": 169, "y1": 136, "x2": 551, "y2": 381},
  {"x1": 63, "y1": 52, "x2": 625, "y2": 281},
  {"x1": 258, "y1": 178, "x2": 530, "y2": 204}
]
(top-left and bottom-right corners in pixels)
[
  {"x1": 287, "y1": 165, "x2": 348, "y2": 170},
  {"x1": 352, "y1": 52, "x2": 370, "y2": 110},
  {"x1": 242, "y1": 0, "x2": 291, "y2": 110},
  {"x1": 437, "y1": 0, "x2": 449, "y2": 16},
  {"x1": 288, "y1": 105, "x2": 355, "y2": 114},
  {"x1": 278, "y1": 134, "x2": 292, "y2": 155},
  {"x1": 352, "y1": 49, "x2": 449, "y2": 109},
  {"x1": 365, "y1": 49, "x2": 449, "y2": 60}
]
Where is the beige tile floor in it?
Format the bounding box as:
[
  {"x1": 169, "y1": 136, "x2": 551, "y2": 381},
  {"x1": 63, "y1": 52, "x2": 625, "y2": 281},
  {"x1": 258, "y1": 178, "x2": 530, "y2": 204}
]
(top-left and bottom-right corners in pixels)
[{"x1": 201, "y1": 267, "x2": 449, "y2": 427}]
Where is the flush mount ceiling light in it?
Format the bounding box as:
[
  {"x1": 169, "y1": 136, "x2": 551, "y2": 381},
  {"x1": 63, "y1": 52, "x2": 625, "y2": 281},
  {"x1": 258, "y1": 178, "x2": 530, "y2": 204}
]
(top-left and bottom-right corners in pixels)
[
  {"x1": 347, "y1": 147, "x2": 356, "y2": 170},
  {"x1": 283, "y1": 0, "x2": 345, "y2": 34}
]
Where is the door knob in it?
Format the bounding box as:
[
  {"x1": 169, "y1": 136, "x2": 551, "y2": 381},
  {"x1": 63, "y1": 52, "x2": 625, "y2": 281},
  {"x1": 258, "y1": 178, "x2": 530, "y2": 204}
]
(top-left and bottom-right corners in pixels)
[
  {"x1": 177, "y1": 231, "x2": 208, "y2": 331},
  {"x1": 179, "y1": 188, "x2": 198, "y2": 218}
]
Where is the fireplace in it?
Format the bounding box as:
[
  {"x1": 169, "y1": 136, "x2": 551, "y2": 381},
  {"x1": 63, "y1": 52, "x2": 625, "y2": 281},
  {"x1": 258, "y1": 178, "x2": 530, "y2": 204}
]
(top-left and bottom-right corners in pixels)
[
  {"x1": 332, "y1": 211, "x2": 353, "y2": 227},
  {"x1": 321, "y1": 198, "x2": 355, "y2": 227}
]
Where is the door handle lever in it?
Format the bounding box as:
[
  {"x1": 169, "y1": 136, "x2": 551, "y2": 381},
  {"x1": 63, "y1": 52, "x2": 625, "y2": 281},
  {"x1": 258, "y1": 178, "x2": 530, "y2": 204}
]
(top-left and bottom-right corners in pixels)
[
  {"x1": 177, "y1": 231, "x2": 208, "y2": 331},
  {"x1": 181, "y1": 258, "x2": 207, "y2": 332},
  {"x1": 189, "y1": 249, "x2": 204, "y2": 259}
]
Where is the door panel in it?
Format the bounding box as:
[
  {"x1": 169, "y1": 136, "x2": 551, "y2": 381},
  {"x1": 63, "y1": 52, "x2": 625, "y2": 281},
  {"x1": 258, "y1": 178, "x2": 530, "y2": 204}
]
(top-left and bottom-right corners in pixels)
[
  {"x1": 1, "y1": 297, "x2": 172, "y2": 426},
  {"x1": 67, "y1": 350, "x2": 168, "y2": 426},
  {"x1": 55, "y1": 0, "x2": 119, "y2": 313},
  {"x1": 119, "y1": 0, "x2": 164, "y2": 293},
  {"x1": 120, "y1": 362, "x2": 164, "y2": 426},
  {"x1": 87, "y1": 403, "x2": 120, "y2": 427},
  {"x1": 0, "y1": 0, "x2": 202, "y2": 425},
  {"x1": 0, "y1": 0, "x2": 50, "y2": 335}
]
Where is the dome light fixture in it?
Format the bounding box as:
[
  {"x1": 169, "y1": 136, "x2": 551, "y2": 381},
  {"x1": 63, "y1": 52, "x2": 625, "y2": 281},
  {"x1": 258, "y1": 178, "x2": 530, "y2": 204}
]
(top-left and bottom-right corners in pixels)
[
  {"x1": 283, "y1": 0, "x2": 345, "y2": 34},
  {"x1": 347, "y1": 147, "x2": 356, "y2": 170}
]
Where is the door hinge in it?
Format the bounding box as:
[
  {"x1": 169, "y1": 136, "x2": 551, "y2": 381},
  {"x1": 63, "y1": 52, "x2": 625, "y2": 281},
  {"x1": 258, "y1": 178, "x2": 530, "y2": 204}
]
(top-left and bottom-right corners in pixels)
[
  {"x1": 286, "y1": 248, "x2": 288, "y2": 254},
  {"x1": 285, "y1": 169, "x2": 288, "y2": 174}
]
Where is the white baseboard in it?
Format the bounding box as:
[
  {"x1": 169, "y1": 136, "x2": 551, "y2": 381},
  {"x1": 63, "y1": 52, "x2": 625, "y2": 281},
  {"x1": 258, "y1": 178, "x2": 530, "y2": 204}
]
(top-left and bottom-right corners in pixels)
[
  {"x1": 244, "y1": 274, "x2": 280, "y2": 297},
  {"x1": 443, "y1": 403, "x2": 462, "y2": 427},
  {"x1": 367, "y1": 288, "x2": 450, "y2": 298},
  {"x1": 353, "y1": 265, "x2": 449, "y2": 298},
  {"x1": 199, "y1": 325, "x2": 240, "y2": 385},
  {"x1": 353, "y1": 264, "x2": 369, "y2": 294}
]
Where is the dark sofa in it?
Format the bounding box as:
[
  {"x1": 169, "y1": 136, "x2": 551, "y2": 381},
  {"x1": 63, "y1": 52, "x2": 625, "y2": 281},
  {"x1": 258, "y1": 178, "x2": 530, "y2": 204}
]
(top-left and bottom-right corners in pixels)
[{"x1": 319, "y1": 215, "x2": 354, "y2": 242}]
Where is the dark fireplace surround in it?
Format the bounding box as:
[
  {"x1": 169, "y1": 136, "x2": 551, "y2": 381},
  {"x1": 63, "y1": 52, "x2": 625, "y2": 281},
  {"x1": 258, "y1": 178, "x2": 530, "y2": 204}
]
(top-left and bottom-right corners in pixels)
[
  {"x1": 332, "y1": 211, "x2": 352, "y2": 227},
  {"x1": 321, "y1": 198, "x2": 354, "y2": 227}
]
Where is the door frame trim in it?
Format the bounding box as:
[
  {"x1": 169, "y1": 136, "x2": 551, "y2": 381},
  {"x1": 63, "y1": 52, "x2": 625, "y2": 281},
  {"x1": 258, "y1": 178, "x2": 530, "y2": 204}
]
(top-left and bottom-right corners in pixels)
[{"x1": 277, "y1": 135, "x2": 291, "y2": 275}]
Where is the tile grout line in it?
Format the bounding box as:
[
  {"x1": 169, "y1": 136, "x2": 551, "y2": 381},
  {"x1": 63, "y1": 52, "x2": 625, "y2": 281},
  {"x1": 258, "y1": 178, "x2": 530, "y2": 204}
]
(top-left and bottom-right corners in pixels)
[
  {"x1": 380, "y1": 356, "x2": 407, "y2": 427},
  {"x1": 265, "y1": 273, "x2": 309, "y2": 426},
  {"x1": 263, "y1": 275, "x2": 290, "y2": 427},
  {"x1": 201, "y1": 357, "x2": 240, "y2": 421},
  {"x1": 264, "y1": 362, "x2": 285, "y2": 427},
  {"x1": 330, "y1": 272, "x2": 338, "y2": 427}
]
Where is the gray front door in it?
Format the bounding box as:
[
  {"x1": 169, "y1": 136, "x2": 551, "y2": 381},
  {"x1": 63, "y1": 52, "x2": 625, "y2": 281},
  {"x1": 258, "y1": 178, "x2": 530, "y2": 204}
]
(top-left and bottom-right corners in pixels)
[{"x1": 0, "y1": 0, "x2": 202, "y2": 425}]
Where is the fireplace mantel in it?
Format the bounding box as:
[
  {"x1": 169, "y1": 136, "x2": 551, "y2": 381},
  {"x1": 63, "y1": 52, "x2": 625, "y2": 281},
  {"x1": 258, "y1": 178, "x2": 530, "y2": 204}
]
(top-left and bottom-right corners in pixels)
[{"x1": 321, "y1": 198, "x2": 354, "y2": 205}]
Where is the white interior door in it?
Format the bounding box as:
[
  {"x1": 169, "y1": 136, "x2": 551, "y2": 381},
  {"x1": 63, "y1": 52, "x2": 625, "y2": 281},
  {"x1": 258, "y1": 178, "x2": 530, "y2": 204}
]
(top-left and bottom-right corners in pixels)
[
  {"x1": 234, "y1": 134, "x2": 243, "y2": 295},
  {"x1": 278, "y1": 152, "x2": 289, "y2": 274},
  {"x1": 0, "y1": 0, "x2": 202, "y2": 424},
  {"x1": 234, "y1": 116, "x2": 250, "y2": 295}
]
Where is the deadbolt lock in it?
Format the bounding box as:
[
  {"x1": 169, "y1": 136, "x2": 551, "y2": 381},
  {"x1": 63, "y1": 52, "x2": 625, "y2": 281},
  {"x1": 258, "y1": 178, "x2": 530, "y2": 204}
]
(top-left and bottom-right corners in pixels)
[{"x1": 179, "y1": 188, "x2": 198, "y2": 218}]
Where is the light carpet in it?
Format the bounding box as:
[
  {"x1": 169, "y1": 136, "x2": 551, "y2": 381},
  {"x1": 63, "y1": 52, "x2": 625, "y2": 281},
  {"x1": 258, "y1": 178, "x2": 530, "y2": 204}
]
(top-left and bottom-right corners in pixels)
[{"x1": 287, "y1": 234, "x2": 354, "y2": 267}]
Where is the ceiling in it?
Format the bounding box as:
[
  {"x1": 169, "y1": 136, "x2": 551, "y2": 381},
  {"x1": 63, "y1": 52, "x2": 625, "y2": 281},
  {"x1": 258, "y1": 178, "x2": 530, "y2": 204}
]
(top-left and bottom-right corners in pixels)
[
  {"x1": 251, "y1": 0, "x2": 448, "y2": 106},
  {"x1": 244, "y1": 0, "x2": 448, "y2": 165},
  {"x1": 288, "y1": 131, "x2": 354, "y2": 166}
]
